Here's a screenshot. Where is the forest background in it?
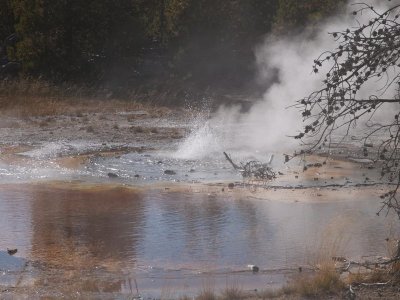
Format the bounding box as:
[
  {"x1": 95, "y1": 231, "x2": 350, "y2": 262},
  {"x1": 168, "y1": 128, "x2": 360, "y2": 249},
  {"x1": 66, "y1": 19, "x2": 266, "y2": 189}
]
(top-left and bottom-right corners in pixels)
[{"x1": 0, "y1": 0, "x2": 346, "y2": 104}]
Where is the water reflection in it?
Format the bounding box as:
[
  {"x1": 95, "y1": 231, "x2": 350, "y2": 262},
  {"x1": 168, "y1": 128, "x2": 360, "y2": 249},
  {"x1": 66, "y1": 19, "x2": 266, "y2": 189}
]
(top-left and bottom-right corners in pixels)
[
  {"x1": 29, "y1": 185, "x2": 145, "y2": 266},
  {"x1": 0, "y1": 183, "x2": 398, "y2": 298}
]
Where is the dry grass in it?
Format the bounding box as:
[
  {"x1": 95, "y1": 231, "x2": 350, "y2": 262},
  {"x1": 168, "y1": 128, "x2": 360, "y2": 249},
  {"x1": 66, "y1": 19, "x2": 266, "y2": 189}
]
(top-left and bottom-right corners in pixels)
[
  {"x1": 256, "y1": 288, "x2": 288, "y2": 299},
  {"x1": 347, "y1": 267, "x2": 391, "y2": 285},
  {"x1": 306, "y1": 215, "x2": 352, "y2": 266},
  {"x1": 196, "y1": 289, "x2": 217, "y2": 300},
  {"x1": 286, "y1": 263, "x2": 344, "y2": 297},
  {"x1": 257, "y1": 216, "x2": 351, "y2": 299},
  {"x1": 249, "y1": 264, "x2": 344, "y2": 299},
  {"x1": 220, "y1": 286, "x2": 244, "y2": 300},
  {"x1": 0, "y1": 78, "x2": 172, "y2": 117}
]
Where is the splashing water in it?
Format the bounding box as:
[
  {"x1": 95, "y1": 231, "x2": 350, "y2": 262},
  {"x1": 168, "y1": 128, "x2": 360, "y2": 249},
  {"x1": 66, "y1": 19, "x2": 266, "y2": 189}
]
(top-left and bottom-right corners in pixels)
[
  {"x1": 173, "y1": 121, "x2": 220, "y2": 160},
  {"x1": 174, "y1": 105, "x2": 252, "y2": 160}
]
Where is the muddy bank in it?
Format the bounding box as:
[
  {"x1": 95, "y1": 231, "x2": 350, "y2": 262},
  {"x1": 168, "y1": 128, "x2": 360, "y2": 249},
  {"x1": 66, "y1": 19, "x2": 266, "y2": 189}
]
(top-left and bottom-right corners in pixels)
[{"x1": 0, "y1": 108, "x2": 189, "y2": 146}]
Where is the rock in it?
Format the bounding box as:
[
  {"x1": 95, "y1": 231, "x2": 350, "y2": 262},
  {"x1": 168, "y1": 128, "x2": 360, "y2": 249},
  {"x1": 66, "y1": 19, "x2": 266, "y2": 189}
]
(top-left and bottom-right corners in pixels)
[
  {"x1": 107, "y1": 172, "x2": 118, "y2": 178},
  {"x1": 228, "y1": 183, "x2": 235, "y2": 189},
  {"x1": 7, "y1": 248, "x2": 17, "y2": 255},
  {"x1": 164, "y1": 170, "x2": 176, "y2": 175},
  {"x1": 247, "y1": 264, "x2": 259, "y2": 272}
]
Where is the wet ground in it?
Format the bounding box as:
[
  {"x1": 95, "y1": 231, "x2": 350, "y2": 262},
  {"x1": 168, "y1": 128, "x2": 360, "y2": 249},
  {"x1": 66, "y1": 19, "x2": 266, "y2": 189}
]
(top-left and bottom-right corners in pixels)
[{"x1": 0, "y1": 107, "x2": 398, "y2": 299}]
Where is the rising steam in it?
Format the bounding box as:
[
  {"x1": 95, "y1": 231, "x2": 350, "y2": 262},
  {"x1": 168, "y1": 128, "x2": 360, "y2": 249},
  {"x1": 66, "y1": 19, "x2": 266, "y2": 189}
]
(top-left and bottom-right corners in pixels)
[{"x1": 175, "y1": 0, "x2": 394, "y2": 160}]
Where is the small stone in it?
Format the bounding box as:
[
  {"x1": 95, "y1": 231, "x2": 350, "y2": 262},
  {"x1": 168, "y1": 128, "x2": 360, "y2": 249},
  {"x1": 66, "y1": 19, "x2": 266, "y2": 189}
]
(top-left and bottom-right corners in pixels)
[
  {"x1": 164, "y1": 170, "x2": 176, "y2": 175},
  {"x1": 134, "y1": 174, "x2": 140, "y2": 178},
  {"x1": 107, "y1": 172, "x2": 118, "y2": 178},
  {"x1": 228, "y1": 183, "x2": 234, "y2": 189},
  {"x1": 7, "y1": 248, "x2": 17, "y2": 255},
  {"x1": 247, "y1": 264, "x2": 259, "y2": 272}
]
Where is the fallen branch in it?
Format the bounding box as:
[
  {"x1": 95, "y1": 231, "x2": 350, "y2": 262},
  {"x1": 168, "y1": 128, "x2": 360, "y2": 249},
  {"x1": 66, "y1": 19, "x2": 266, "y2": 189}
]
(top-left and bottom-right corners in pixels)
[
  {"x1": 223, "y1": 152, "x2": 242, "y2": 171},
  {"x1": 223, "y1": 152, "x2": 276, "y2": 181},
  {"x1": 360, "y1": 282, "x2": 390, "y2": 286}
]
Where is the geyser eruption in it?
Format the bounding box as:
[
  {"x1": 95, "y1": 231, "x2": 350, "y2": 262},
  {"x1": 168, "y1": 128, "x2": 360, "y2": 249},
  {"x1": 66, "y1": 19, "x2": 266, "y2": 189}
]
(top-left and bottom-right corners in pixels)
[
  {"x1": 175, "y1": 0, "x2": 395, "y2": 161},
  {"x1": 174, "y1": 105, "x2": 243, "y2": 159},
  {"x1": 175, "y1": 36, "x2": 334, "y2": 160}
]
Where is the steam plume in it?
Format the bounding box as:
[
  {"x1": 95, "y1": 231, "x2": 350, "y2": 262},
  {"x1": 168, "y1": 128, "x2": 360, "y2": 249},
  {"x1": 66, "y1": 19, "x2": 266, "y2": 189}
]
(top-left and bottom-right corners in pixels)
[{"x1": 175, "y1": 1, "x2": 394, "y2": 160}]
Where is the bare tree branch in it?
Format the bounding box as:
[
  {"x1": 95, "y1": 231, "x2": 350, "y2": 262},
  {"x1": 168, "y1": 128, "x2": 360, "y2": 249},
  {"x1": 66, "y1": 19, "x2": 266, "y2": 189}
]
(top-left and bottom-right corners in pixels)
[{"x1": 296, "y1": 2, "x2": 400, "y2": 219}]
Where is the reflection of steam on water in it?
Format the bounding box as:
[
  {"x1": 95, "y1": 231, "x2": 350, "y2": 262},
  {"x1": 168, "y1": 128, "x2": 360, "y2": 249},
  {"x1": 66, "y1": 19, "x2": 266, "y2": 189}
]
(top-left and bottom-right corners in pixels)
[{"x1": 176, "y1": 0, "x2": 395, "y2": 160}]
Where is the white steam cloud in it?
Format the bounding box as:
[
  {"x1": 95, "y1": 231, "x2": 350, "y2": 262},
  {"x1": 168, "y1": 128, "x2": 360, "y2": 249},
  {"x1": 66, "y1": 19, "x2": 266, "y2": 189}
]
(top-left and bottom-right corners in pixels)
[{"x1": 175, "y1": 0, "x2": 396, "y2": 160}]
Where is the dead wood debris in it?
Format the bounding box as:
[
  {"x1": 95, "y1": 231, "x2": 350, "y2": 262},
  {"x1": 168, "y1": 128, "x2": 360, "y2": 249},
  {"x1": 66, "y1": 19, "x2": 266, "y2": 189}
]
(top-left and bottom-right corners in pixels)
[{"x1": 223, "y1": 152, "x2": 276, "y2": 181}]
